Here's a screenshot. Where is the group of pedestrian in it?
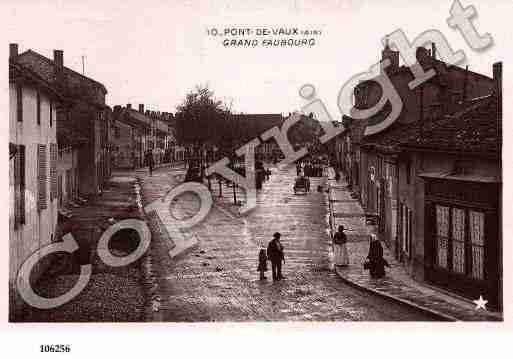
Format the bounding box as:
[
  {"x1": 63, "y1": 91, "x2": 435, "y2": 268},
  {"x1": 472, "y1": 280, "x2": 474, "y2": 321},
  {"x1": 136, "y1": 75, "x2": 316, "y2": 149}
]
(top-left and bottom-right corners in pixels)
[
  {"x1": 257, "y1": 232, "x2": 285, "y2": 281},
  {"x1": 304, "y1": 162, "x2": 324, "y2": 177},
  {"x1": 256, "y1": 228, "x2": 389, "y2": 282},
  {"x1": 332, "y1": 225, "x2": 389, "y2": 278}
]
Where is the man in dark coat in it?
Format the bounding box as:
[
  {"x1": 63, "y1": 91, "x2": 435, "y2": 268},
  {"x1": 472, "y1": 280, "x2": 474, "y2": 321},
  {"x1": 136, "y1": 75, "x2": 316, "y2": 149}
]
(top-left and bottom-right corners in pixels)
[{"x1": 267, "y1": 232, "x2": 285, "y2": 281}]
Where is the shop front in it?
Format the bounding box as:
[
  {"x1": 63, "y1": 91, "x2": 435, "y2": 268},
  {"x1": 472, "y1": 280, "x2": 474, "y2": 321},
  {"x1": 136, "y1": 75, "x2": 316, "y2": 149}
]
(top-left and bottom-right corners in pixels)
[{"x1": 422, "y1": 173, "x2": 501, "y2": 310}]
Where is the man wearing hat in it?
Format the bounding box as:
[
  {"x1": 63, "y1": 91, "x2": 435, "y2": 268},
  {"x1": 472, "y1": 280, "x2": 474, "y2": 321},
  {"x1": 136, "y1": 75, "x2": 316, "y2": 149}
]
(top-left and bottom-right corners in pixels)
[{"x1": 267, "y1": 232, "x2": 285, "y2": 281}]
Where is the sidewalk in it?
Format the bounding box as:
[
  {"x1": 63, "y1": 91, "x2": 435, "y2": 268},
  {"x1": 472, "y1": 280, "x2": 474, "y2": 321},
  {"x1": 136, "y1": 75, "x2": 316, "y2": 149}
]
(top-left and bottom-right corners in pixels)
[
  {"x1": 325, "y1": 167, "x2": 502, "y2": 322},
  {"x1": 16, "y1": 175, "x2": 146, "y2": 322}
]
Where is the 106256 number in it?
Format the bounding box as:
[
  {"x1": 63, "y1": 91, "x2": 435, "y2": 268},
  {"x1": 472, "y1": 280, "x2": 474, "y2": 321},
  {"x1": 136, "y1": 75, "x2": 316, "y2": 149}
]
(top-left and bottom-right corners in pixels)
[{"x1": 40, "y1": 345, "x2": 71, "y2": 353}]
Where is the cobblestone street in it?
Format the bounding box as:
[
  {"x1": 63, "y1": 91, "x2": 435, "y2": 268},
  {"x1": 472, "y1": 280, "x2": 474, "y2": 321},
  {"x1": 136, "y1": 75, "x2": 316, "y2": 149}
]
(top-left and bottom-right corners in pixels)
[{"x1": 139, "y1": 164, "x2": 438, "y2": 321}]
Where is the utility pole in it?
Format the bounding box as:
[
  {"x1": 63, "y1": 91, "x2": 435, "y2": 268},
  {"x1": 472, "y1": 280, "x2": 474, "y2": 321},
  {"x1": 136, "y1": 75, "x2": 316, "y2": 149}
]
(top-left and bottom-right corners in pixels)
[{"x1": 81, "y1": 55, "x2": 85, "y2": 75}]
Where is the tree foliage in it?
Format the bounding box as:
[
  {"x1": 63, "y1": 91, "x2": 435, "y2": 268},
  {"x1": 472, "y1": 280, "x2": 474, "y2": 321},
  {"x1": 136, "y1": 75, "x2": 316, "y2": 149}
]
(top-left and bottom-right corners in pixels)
[{"x1": 175, "y1": 85, "x2": 230, "y2": 146}]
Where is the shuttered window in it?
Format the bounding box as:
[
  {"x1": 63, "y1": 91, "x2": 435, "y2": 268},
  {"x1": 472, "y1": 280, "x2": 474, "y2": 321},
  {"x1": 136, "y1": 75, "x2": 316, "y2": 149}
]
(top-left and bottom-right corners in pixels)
[
  {"x1": 49, "y1": 101, "x2": 53, "y2": 127},
  {"x1": 16, "y1": 85, "x2": 23, "y2": 122},
  {"x1": 13, "y1": 144, "x2": 26, "y2": 228},
  {"x1": 65, "y1": 169, "x2": 72, "y2": 201},
  {"x1": 38, "y1": 144, "x2": 47, "y2": 210},
  {"x1": 58, "y1": 174, "x2": 63, "y2": 205},
  {"x1": 37, "y1": 92, "x2": 41, "y2": 125},
  {"x1": 50, "y1": 143, "x2": 58, "y2": 201}
]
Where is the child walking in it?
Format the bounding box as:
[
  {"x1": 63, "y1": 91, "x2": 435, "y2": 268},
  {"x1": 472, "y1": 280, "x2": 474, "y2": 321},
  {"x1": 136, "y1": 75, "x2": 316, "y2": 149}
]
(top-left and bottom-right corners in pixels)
[{"x1": 257, "y1": 249, "x2": 268, "y2": 280}]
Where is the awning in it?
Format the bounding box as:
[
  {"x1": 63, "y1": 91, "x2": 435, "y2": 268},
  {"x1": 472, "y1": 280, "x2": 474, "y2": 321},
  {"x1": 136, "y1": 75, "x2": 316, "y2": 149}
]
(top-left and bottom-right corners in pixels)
[{"x1": 418, "y1": 171, "x2": 501, "y2": 184}]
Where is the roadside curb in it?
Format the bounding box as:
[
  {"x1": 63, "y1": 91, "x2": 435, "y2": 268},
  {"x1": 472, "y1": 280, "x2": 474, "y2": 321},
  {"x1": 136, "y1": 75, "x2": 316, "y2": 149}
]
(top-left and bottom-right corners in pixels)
[
  {"x1": 333, "y1": 268, "x2": 456, "y2": 321},
  {"x1": 134, "y1": 176, "x2": 164, "y2": 322},
  {"x1": 326, "y1": 175, "x2": 456, "y2": 321}
]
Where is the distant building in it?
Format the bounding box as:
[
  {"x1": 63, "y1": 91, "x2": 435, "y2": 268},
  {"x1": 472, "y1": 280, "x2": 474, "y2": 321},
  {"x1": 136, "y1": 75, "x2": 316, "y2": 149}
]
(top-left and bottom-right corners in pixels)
[{"x1": 111, "y1": 104, "x2": 179, "y2": 169}]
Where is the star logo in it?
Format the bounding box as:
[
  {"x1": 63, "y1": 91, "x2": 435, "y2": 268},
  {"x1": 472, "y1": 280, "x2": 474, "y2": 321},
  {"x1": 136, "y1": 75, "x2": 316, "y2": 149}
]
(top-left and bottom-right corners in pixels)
[{"x1": 473, "y1": 295, "x2": 488, "y2": 311}]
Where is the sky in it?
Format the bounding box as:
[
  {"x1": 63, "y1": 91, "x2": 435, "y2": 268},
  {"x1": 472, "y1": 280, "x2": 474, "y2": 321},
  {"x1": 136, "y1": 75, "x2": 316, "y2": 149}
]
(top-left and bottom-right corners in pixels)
[{"x1": 1, "y1": 0, "x2": 511, "y2": 119}]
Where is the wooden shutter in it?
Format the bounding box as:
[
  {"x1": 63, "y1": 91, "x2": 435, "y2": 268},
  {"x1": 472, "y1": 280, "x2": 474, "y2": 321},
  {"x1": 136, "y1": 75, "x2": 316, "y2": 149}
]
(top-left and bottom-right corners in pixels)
[
  {"x1": 19, "y1": 145, "x2": 26, "y2": 224},
  {"x1": 408, "y1": 208, "x2": 413, "y2": 257},
  {"x1": 16, "y1": 85, "x2": 23, "y2": 122},
  {"x1": 58, "y1": 174, "x2": 62, "y2": 205},
  {"x1": 13, "y1": 145, "x2": 26, "y2": 228},
  {"x1": 37, "y1": 92, "x2": 41, "y2": 125},
  {"x1": 38, "y1": 144, "x2": 47, "y2": 210},
  {"x1": 50, "y1": 143, "x2": 58, "y2": 201},
  {"x1": 49, "y1": 101, "x2": 53, "y2": 127},
  {"x1": 13, "y1": 146, "x2": 20, "y2": 229}
]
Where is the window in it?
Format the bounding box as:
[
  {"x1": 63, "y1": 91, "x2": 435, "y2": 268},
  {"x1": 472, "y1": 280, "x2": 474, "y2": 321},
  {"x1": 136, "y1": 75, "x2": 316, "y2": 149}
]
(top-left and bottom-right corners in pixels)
[
  {"x1": 13, "y1": 144, "x2": 26, "y2": 228},
  {"x1": 16, "y1": 85, "x2": 23, "y2": 122},
  {"x1": 470, "y1": 211, "x2": 485, "y2": 280},
  {"x1": 38, "y1": 144, "x2": 47, "y2": 210},
  {"x1": 49, "y1": 101, "x2": 53, "y2": 127},
  {"x1": 115, "y1": 126, "x2": 120, "y2": 138},
  {"x1": 452, "y1": 208, "x2": 466, "y2": 274},
  {"x1": 434, "y1": 204, "x2": 485, "y2": 279},
  {"x1": 37, "y1": 92, "x2": 41, "y2": 125},
  {"x1": 435, "y1": 205, "x2": 449, "y2": 268}
]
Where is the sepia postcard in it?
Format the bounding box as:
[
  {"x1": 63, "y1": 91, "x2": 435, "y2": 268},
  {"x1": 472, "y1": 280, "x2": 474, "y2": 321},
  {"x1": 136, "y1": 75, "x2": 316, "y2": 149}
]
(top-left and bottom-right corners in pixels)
[{"x1": 1, "y1": 0, "x2": 512, "y2": 356}]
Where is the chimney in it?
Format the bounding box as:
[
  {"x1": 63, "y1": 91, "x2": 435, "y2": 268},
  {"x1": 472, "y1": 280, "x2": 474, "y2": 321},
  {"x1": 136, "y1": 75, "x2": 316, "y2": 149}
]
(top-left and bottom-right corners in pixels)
[
  {"x1": 493, "y1": 62, "x2": 502, "y2": 120},
  {"x1": 381, "y1": 42, "x2": 399, "y2": 74},
  {"x1": 416, "y1": 47, "x2": 430, "y2": 65},
  {"x1": 9, "y1": 43, "x2": 18, "y2": 59},
  {"x1": 53, "y1": 50, "x2": 64, "y2": 69},
  {"x1": 462, "y1": 65, "x2": 469, "y2": 104},
  {"x1": 431, "y1": 42, "x2": 437, "y2": 60},
  {"x1": 139, "y1": 104, "x2": 144, "y2": 113},
  {"x1": 126, "y1": 103, "x2": 132, "y2": 109}
]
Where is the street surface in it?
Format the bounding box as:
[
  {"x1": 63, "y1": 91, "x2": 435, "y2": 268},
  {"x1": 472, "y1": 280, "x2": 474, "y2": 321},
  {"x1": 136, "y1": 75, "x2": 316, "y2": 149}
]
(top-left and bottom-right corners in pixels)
[{"x1": 140, "y1": 164, "x2": 436, "y2": 321}]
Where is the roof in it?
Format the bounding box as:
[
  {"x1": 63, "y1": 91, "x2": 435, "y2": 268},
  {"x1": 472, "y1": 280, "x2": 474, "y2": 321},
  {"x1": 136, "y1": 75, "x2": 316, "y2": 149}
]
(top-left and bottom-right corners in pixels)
[
  {"x1": 115, "y1": 108, "x2": 171, "y2": 134},
  {"x1": 9, "y1": 60, "x2": 63, "y2": 101},
  {"x1": 359, "y1": 95, "x2": 499, "y2": 156},
  {"x1": 13, "y1": 49, "x2": 107, "y2": 105},
  {"x1": 401, "y1": 96, "x2": 500, "y2": 156}
]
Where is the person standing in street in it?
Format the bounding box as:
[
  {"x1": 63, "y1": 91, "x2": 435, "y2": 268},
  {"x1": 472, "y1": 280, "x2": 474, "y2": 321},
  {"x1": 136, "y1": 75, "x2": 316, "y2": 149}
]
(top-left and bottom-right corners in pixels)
[
  {"x1": 257, "y1": 249, "x2": 268, "y2": 280},
  {"x1": 267, "y1": 232, "x2": 285, "y2": 281},
  {"x1": 145, "y1": 149, "x2": 154, "y2": 176},
  {"x1": 364, "y1": 234, "x2": 390, "y2": 278},
  {"x1": 333, "y1": 225, "x2": 349, "y2": 266}
]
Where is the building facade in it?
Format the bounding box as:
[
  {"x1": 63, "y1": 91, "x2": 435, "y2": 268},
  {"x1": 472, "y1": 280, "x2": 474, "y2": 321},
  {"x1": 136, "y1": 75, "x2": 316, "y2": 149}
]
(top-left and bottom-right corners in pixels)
[
  {"x1": 9, "y1": 45, "x2": 63, "y2": 315},
  {"x1": 338, "y1": 43, "x2": 502, "y2": 308}
]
